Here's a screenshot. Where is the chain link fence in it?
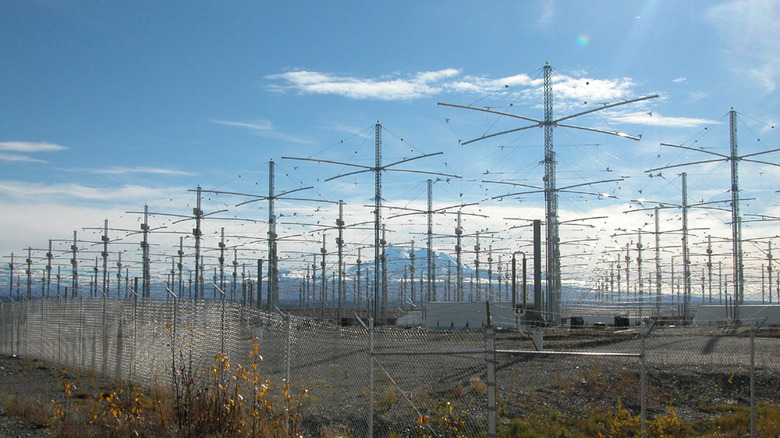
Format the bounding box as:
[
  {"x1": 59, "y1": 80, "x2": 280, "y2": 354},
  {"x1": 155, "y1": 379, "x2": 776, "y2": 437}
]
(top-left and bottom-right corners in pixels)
[{"x1": 1, "y1": 298, "x2": 779, "y2": 437}]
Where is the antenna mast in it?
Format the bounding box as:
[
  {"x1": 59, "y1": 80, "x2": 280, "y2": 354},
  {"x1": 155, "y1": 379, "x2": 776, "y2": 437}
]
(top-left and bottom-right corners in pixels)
[
  {"x1": 440, "y1": 63, "x2": 657, "y2": 324},
  {"x1": 427, "y1": 179, "x2": 434, "y2": 302},
  {"x1": 374, "y1": 123, "x2": 382, "y2": 321}
]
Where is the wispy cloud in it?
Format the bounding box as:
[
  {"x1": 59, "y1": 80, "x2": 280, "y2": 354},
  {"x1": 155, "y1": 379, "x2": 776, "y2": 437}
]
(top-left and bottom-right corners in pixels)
[
  {"x1": 706, "y1": 0, "x2": 780, "y2": 93},
  {"x1": 0, "y1": 153, "x2": 46, "y2": 163},
  {"x1": 607, "y1": 111, "x2": 716, "y2": 128},
  {"x1": 266, "y1": 68, "x2": 461, "y2": 100},
  {"x1": 0, "y1": 180, "x2": 184, "y2": 203},
  {"x1": 66, "y1": 166, "x2": 194, "y2": 176},
  {"x1": 266, "y1": 68, "x2": 643, "y2": 107},
  {"x1": 212, "y1": 119, "x2": 312, "y2": 144},
  {"x1": 0, "y1": 141, "x2": 67, "y2": 152}
]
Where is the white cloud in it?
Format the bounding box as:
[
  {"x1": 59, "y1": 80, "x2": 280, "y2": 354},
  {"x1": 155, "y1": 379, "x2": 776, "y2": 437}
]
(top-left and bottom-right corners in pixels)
[
  {"x1": 0, "y1": 153, "x2": 46, "y2": 163},
  {"x1": 607, "y1": 111, "x2": 716, "y2": 128},
  {"x1": 672, "y1": 77, "x2": 687, "y2": 83},
  {"x1": 706, "y1": 0, "x2": 780, "y2": 93},
  {"x1": 267, "y1": 69, "x2": 461, "y2": 100},
  {"x1": 0, "y1": 141, "x2": 67, "y2": 152},
  {"x1": 212, "y1": 119, "x2": 312, "y2": 144},
  {"x1": 554, "y1": 76, "x2": 635, "y2": 103},
  {"x1": 0, "y1": 180, "x2": 184, "y2": 203},
  {"x1": 266, "y1": 68, "x2": 645, "y2": 108},
  {"x1": 67, "y1": 166, "x2": 194, "y2": 176}
]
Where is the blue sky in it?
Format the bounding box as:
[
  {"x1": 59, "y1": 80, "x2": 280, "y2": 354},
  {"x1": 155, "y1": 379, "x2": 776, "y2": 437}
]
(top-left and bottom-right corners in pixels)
[{"x1": 2, "y1": 1, "x2": 780, "y2": 299}]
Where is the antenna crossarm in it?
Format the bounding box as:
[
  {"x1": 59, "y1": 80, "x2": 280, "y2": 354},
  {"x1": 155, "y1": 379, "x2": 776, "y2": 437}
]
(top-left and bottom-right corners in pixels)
[
  {"x1": 437, "y1": 102, "x2": 543, "y2": 124},
  {"x1": 555, "y1": 123, "x2": 640, "y2": 140},
  {"x1": 741, "y1": 146, "x2": 780, "y2": 159},
  {"x1": 660, "y1": 143, "x2": 729, "y2": 159},
  {"x1": 383, "y1": 152, "x2": 443, "y2": 169},
  {"x1": 325, "y1": 168, "x2": 372, "y2": 182},
  {"x1": 557, "y1": 178, "x2": 623, "y2": 191},
  {"x1": 385, "y1": 168, "x2": 461, "y2": 178},
  {"x1": 482, "y1": 180, "x2": 542, "y2": 190},
  {"x1": 741, "y1": 158, "x2": 780, "y2": 168},
  {"x1": 462, "y1": 124, "x2": 539, "y2": 145},
  {"x1": 282, "y1": 156, "x2": 373, "y2": 171},
  {"x1": 553, "y1": 94, "x2": 659, "y2": 124},
  {"x1": 645, "y1": 157, "x2": 726, "y2": 173}
]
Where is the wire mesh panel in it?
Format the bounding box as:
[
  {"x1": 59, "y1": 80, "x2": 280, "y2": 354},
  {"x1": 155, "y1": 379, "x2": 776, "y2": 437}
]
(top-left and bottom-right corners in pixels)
[
  {"x1": 492, "y1": 328, "x2": 644, "y2": 436},
  {"x1": 3, "y1": 300, "x2": 780, "y2": 437},
  {"x1": 372, "y1": 327, "x2": 488, "y2": 437},
  {"x1": 288, "y1": 319, "x2": 370, "y2": 437}
]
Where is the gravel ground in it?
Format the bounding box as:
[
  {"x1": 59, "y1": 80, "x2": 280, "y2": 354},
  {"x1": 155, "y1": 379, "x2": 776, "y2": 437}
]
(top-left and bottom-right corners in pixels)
[{"x1": 0, "y1": 354, "x2": 114, "y2": 438}]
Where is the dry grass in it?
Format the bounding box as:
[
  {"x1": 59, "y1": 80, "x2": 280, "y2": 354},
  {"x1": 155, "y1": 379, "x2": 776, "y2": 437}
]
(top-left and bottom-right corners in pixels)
[{"x1": 2, "y1": 394, "x2": 57, "y2": 429}]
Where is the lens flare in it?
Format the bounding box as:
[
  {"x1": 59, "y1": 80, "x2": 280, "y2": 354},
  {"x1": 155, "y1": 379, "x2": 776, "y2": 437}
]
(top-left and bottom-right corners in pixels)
[{"x1": 576, "y1": 35, "x2": 589, "y2": 47}]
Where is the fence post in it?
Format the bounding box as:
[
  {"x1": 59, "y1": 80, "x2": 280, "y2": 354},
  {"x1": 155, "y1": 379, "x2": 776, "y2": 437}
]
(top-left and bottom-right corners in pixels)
[
  {"x1": 369, "y1": 317, "x2": 374, "y2": 438},
  {"x1": 40, "y1": 297, "x2": 44, "y2": 360},
  {"x1": 101, "y1": 295, "x2": 108, "y2": 377},
  {"x1": 750, "y1": 323, "x2": 755, "y2": 438},
  {"x1": 57, "y1": 298, "x2": 62, "y2": 364},
  {"x1": 166, "y1": 287, "x2": 178, "y2": 389},
  {"x1": 640, "y1": 325, "x2": 647, "y2": 437},
  {"x1": 486, "y1": 302, "x2": 497, "y2": 438},
  {"x1": 79, "y1": 297, "x2": 84, "y2": 368},
  {"x1": 285, "y1": 311, "x2": 291, "y2": 436}
]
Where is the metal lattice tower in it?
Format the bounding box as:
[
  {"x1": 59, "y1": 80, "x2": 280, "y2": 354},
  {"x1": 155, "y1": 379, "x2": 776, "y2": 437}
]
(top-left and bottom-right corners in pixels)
[
  {"x1": 268, "y1": 160, "x2": 278, "y2": 309},
  {"x1": 140, "y1": 204, "x2": 151, "y2": 297},
  {"x1": 373, "y1": 123, "x2": 382, "y2": 322},
  {"x1": 101, "y1": 219, "x2": 109, "y2": 297},
  {"x1": 655, "y1": 207, "x2": 662, "y2": 314},
  {"x1": 427, "y1": 179, "x2": 434, "y2": 302},
  {"x1": 729, "y1": 110, "x2": 744, "y2": 315},
  {"x1": 46, "y1": 239, "x2": 52, "y2": 298},
  {"x1": 682, "y1": 172, "x2": 691, "y2": 323},
  {"x1": 337, "y1": 200, "x2": 345, "y2": 322},
  {"x1": 456, "y1": 211, "x2": 463, "y2": 301},
  {"x1": 542, "y1": 63, "x2": 561, "y2": 323},
  {"x1": 440, "y1": 63, "x2": 657, "y2": 324},
  {"x1": 71, "y1": 231, "x2": 78, "y2": 296},
  {"x1": 193, "y1": 189, "x2": 203, "y2": 299},
  {"x1": 284, "y1": 122, "x2": 455, "y2": 322}
]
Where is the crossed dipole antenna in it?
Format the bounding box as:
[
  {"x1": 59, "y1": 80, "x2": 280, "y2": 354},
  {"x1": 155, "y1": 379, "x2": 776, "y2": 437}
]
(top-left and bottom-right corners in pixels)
[
  {"x1": 646, "y1": 109, "x2": 780, "y2": 321},
  {"x1": 382, "y1": 179, "x2": 478, "y2": 305},
  {"x1": 284, "y1": 122, "x2": 459, "y2": 324},
  {"x1": 439, "y1": 62, "x2": 658, "y2": 324},
  {"x1": 199, "y1": 160, "x2": 338, "y2": 310}
]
